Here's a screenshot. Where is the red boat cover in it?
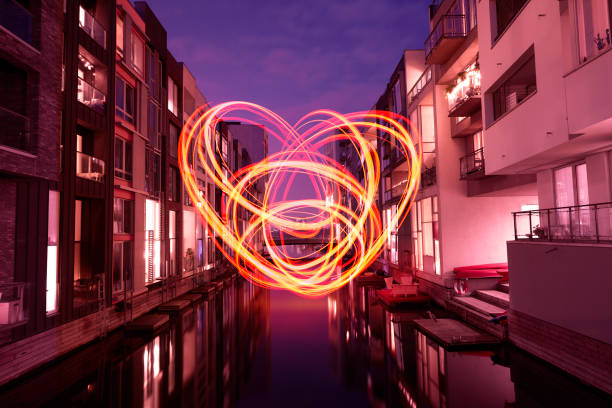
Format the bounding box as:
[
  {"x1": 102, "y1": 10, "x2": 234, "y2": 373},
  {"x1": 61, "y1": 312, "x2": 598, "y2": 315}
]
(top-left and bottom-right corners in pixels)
[
  {"x1": 453, "y1": 263, "x2": 508, "y2": 273},
  {"x1": 454, "y1": 269, "x2": 502, "y2": 279}
]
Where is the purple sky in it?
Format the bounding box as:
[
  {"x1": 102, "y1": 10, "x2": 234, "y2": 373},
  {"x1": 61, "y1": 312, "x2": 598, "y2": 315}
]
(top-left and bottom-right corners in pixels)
[{"x1": 145, "y1": 0, "x2": 431, "y2": 125}]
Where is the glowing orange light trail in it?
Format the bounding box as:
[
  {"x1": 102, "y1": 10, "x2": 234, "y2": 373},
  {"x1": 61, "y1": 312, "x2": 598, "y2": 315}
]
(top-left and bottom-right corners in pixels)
[{"x1": 179, "y1": 102, "x2": 421, "y2": 297}]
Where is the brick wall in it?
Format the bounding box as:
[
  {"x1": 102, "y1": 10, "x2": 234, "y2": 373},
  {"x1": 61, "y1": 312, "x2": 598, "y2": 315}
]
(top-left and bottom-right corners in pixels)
[
  {"x1": 0, "y1": 181, "x2": 16, "y2": 283},
  {"x1": 508, "y1": 309, "x2": 612, "y2": 395}
]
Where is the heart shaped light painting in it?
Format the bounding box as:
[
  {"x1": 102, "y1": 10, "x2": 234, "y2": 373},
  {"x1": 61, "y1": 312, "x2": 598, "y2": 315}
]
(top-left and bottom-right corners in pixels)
[{"x1": 179, "y1": 102, "x2": 422, "y2": 297}]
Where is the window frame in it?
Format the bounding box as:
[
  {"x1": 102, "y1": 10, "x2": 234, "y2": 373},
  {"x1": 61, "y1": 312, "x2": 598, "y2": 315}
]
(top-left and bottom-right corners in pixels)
[
  {"x1": 113, "y1": 198, "x2": 134, "y2": 234},
  {"x1": 114, "y1": 136, "x2": 132, "y2": 181},
  {"x1": 115, "y1": 76, "x2": 136, "y2": 125}
]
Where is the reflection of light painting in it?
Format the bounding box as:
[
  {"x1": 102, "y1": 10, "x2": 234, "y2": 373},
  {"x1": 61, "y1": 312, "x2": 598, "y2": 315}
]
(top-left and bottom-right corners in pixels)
[{"x1": 179, "y1": 102, "x2": 421, "y2": 297}]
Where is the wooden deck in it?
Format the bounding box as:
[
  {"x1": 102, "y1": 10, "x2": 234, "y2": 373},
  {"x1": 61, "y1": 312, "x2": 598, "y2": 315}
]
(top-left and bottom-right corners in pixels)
[
  {"x1": 125, "y1": 313, "x2": 169, "y2": 335},
  {"x1": 414, "y1": 318, "x2": 501, "y2": 350},
  {"x1": 377, "y1": 289, "x2": 430, "y2": 308}
]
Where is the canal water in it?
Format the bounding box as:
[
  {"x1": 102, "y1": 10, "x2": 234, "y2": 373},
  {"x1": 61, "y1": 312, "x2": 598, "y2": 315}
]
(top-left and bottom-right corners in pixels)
[{"x1": 1, "y1": 276, "x2": 611, "y2": 407}]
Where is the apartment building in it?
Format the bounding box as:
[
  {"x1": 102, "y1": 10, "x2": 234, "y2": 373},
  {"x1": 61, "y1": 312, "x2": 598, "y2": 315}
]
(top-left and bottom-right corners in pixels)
[
  {"x1": 0, "y1": 0, "x2": 253, "y2": 387},
  {"x1": 0, "y1": 0, "x2": 62, "y2": 343},
  {"x1": 373, "y1": 0, "x2": 538, "y2": 307},
  {"x1": 476, "y1": 0, "x2": 612, "y2": 393}
]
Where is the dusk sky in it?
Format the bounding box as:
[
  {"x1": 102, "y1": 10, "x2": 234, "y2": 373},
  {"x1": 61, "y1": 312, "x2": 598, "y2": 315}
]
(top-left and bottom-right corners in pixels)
[{"x1": 145, "y1": 0, "x2": 432, "y2": 125}]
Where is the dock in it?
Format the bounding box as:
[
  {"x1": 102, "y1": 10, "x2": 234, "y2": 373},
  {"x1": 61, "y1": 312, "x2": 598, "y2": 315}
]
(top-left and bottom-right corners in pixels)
[
  {"x1": 125, "y1": 313, "x2": 169, "y2": 335},
  {"x1": 377, "y1": 289, "x2": 430, "y2": 308},
  {"x1": 157, "y1": 299, "x2": 192, "y2": 313},
  {"x1": 414, "y1": 318, "x2": 501, "y2": 350}
]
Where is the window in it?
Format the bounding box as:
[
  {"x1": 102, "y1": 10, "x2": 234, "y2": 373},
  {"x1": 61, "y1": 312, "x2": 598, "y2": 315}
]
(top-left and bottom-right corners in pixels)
[
  {"x1": 392, "y1": 79, "x2": 402, "y2": 115},
  {"x1": 207, "y1": 236, "x2": 214, "y2": 265},
  {"x1": 168, "y1": 77, "x2": 178, "y2": 116},
  {"x1": 131, "y1": 32, "x2": 144, "y2": 74},
  {"x1": 113, "y1": 198, "x2": 134, "y2": 234},
  {"x1": 0, "y1": 58, "x2": 29, "y2": 151},
  {"x1": 491, "y1": 51, "x2": 536, "y2": 121},
  {"x1": 196, "y1": 223, "x2": 204, "y2": 267},
  {"x1": 46, "y1": 190, "x2": 60, "y2": 314},
  {"x1": 169, "y1": 210, "x2": 177, "y2": 276},
  {"x1": 148, "y1": 101, "x2": 160, "y2": 149},
  {"x1": 145, "y1": 150, "x2": 161, "y2": 197},
  {"x1": 146, "y1": 48, "x2": 161, "y2": 101},
  {"x1": 169, "y1": 123, "x2": 179, "y2": 158},
  {"x1": 114, "y1": 137, "x2": 132, "y2": 180},
  {"x1": 412, "y1": 196, "x2": 440, "y2": 274},
  {"x1": 494, "y1": 0, "x2": 529, "y2": 39},
  {"x1": 575, "y1": 0, "x2": 612, "y2": 62},
  {"x1": 145, "y1": 199, "x2": 161, "y2": 283},
  {"x1": 169, "y1": 166, "x2": 181, "y2": 202},
  {"x1": 0, "y1": 0, "x2": 33, "y2": 44},
  {"x1": 184, "y1": 186, "x2": 192, "y2": 206},
  {"x1": 116, "y1": 76, "x2": 136, "y2": 124},
  {"x1": 112, "y1": 241, "x2": 133, "y2": 292},
  {"x1": 383, "y1": 205, "x2": 399, "y2": 264},
  {"x1": 116, "y1": 16, "x2": 124, "y2": 58},
  {"x1": 553, "y1": 163, "x2": 592, "y2": 239}
]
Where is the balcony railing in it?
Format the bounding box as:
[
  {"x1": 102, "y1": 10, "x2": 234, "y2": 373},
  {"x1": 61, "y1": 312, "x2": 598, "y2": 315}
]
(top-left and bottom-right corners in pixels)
[
  {"x1": 459, "y1": 148, "x2": 484, "y2": 179},
  {"x1": 513, "y1": 202, "x2": 612, "y2": 243},
  {"x1": 78, "y1": 6, "x2": 106, "y2": 49},
  {"x1": 0, "y1": 281, "x2": 27, "y2": 330},
  {"x1": 76, "y1": 151, "x2": 105, "y2": 182},
  {"x1": 77, "y1": 78, "x2": 106, "y2": 114},
  {"x1": 407, "y1": 67, "x2": 432, "y2": 105},
  {"x1": 447, "y1": 71, "x2": 481, "y2": 117},
  {"x1": 421, "y1": 166, "x2": 436, "y2": 188},
  {"x1": 0, "y1": 106, "x2": 30, "y2": 152},
  {"x1": 424, "y1": 14, "x2": 467, "y2": 63},
  {"x1": 0, "y1": 0, "x2": 32, "y2": 45}
]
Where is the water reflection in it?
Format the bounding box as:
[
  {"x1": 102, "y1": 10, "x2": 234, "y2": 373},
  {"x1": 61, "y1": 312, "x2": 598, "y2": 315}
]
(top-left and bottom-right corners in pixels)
[{"x1": 1, "y1": 277, "x2": 611, "y2": 407}]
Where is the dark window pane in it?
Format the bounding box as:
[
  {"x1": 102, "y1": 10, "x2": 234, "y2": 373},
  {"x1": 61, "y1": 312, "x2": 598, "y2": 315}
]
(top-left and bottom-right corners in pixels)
[
  {"x1": 114, "y1": 138, "x2": 123, "y2": 172},
  {"x1": 116, "y1": 77, "x2": 124, "y2": 112},
  {"x1": 125, "y1": 141, "x2": 132, "y2": 180}
]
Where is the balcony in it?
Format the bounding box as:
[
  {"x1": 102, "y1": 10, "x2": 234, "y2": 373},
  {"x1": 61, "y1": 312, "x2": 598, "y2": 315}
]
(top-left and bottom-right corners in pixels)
[
  {"x1": 77, "y1": 78, "x2": 106, "y2": 114},
  {"x1": 424, "y1": 14, "x2": 467, "y2": 64},
  {"x1": 78, "y1": 6, "x2": 106, "y2": 49},
  {"x1": 459, "y1": 148, "x2": 484, "y2": 179},
  {"x1": 447, "y1": 66, "x2": 481, "y2": 117},
  {"x1": 76, "y1": 151, "x2": 105, "y2": 182},
  {"x1": 513, "y1": 202, "x2": 612, "y2": 243},
  {"x1": 0, "y1": 106, "x2": 30, "y2": 152},
  {"x1": 0, "y1": 282, "x2": 27, "y2": 331},
  {"x1": 0, "y1": 0, "x2": 32, "y2": 45},
  {"x1": 407, "y1": 67, "x2": 432, "y2": 105}
]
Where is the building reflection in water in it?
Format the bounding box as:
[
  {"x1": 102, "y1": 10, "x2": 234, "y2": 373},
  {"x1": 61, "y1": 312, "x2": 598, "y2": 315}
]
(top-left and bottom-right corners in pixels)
[{"x1": 0, "y1": 276, "x2": 270, "y2": 408}]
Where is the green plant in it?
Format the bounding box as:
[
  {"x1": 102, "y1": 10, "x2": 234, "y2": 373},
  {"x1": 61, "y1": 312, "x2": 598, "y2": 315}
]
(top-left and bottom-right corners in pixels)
[{"x1": 532, "y1": 225, "x2": 547, "y2": 239}]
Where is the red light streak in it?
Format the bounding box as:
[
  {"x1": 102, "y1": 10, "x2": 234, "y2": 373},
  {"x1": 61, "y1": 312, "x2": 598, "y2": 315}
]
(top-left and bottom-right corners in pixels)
[{"x1": 179, "y1": 102, "x2": 421, "y2": 297}]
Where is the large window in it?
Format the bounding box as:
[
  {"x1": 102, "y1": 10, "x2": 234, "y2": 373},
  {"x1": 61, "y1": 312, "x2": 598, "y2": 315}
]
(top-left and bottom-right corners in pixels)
[
  {"x1": 116, "y1": 16, "x2": 124, "y2": 58},
  {"x1": 46, "y1": 190, "x2": 60, "y2": 314},
  {"x1": 169, "y1": 210, "x2": 177, "y2": 276},
  {"x1": 0, "y1": 58, "x2": 29, "y2": 151},
  {"x1": 491, "y1": 51, "x2": 536, "y2": 121},
  {"x1": 392, "y1": 79, "x2": 402, "y2": 115},
  {"x1": 575, "y1": 0, "x2": 612, "y2": 62},
  {"x1": 112, "y1": 241, "x2": 133, "y2": 293},
  {"x1": 116, "y1": 76, "x2": 136, "y2": 124},
  {"x1": 146, "y1": 48, "x2": 161, "y2": 101},
  {"x1": 168, "y1": 166, "x2": 181, "y2": 202},
  {"x1": 412, "y1": 196, "x2": 440, "y2": 274},
  {"x1": 383, "y1": 205, "x2": 399, "y2": 264},
  {"x1": 145, "y1": 199, "x2": 161, "y2": 283},
  {"x1": 148, "y1": 101, "x2": 160, "y2": 149},
  {"x1": 145, "y1": 150, "x2": 161, "y2": 197},
  {"x1": 494, "y1": 0, "x2": 529, "y2": 40},
  {"x1": 131, "y1": 32, "x2": 144, "y2": 74},
  {"x1": 114, "y1": 137, "x2": 132, "y2": 181},
  {"x1": 113, "y1": 198, "x2": 134, "y2": 234},
  {"x1": 552, "y1": 163, "x2": 591, "y2": 239},
  {"x1": 168, "y1": 77, "x2": 178, "y2": 116},
  {"x1": 169, "y1": 123, "x2": 179, "y2": 158}
]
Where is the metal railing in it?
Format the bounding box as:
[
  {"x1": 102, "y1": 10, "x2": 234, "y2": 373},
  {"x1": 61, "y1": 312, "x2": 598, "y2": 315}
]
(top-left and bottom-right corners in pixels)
[
  {"x1": 78, "y1": 6, "x2": 106, "y2": 49},
  {"x1": 76, "y1": 151, "x2": 105, "y2": 182},
  {"x1": 0, "y1": 282, "x2": 27, "y2": 329},
  {"x1": 513, "y1": 202, "x2": 612, "y2": 242},
  {"x1": 407, "y1": 67, "x2": 432, "y2": 105},
  {"x1": 0, "y1": 0, "x2": 32, "y2": 44},
  {"x1": 77, "y1": 78, "x2": 106, "y2": 114},
  {"x1": 448, "y1": 74, "x2": 481, "y2": 113},
  {"x1": 0, "y1": 106, "x2": 30, "y2": 151},
  {"x1": 424, "y1": 14, "x2": 467, "y2": 61},
  {"x1": 459, "y1": 148, "x2": 484, "y2": 179}
]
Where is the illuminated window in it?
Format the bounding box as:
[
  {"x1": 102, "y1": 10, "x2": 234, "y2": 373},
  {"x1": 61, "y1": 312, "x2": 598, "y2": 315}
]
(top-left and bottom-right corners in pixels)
[
  {"x1": 412, "y1": 196, "x2": 440, "y2": 274},
  {"x1": 116, "y1": 16, "x2": 124, "y2": 57},
  {"x1": 46, "y1": 190, "x2": 60, "y2": 314},
  {"x1": 169, "y1": 210, "x2": 177, "y2": 276},
  {"x1": 131, "y1": 32, "x2": 144, "y2": 74},
  {"x1": 145, "y1": 199, "x2": 161, "y2": 283},
  {"x1": 168, "y1": 77, "x2": 178, "y2": 116}
]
